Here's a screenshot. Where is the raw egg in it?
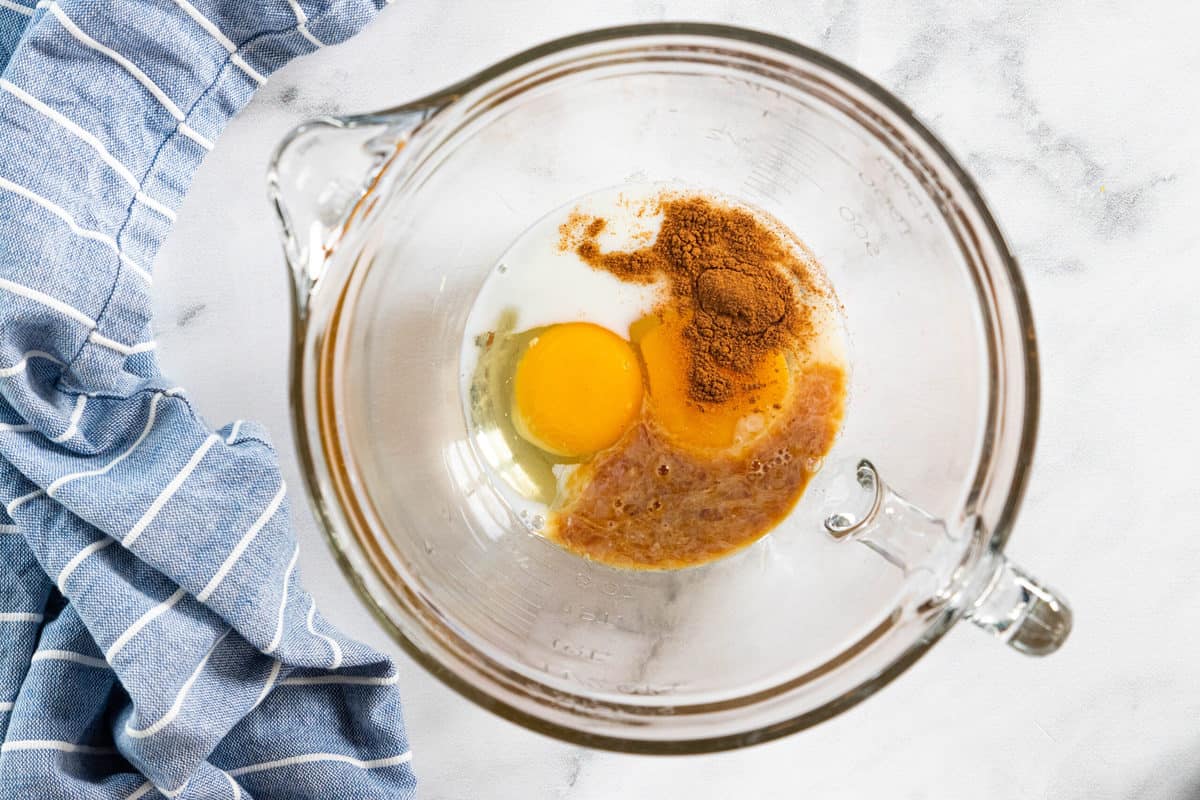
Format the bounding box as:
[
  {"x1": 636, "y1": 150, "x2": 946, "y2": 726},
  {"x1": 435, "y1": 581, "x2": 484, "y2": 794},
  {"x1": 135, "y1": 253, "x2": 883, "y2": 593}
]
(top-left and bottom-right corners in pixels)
[
  {"x1": 634, "y1": 309, "x2": 790, "y2": 452},
  {"x1": 512, "y1": 322, "x2": 643, "y2": 458}
]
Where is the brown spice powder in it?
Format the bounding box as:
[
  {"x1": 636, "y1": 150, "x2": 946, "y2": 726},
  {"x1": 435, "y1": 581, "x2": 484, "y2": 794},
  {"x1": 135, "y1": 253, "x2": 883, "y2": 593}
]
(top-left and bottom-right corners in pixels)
[{"x1": 563, "y1": 196, "x2": 815, "y2": 404}]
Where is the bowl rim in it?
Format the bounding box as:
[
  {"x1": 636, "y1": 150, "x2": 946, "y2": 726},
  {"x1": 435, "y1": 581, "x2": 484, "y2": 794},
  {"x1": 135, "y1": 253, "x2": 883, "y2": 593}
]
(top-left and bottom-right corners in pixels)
[{"x1": 280, "y1": 21, "x2": 1040, "y2": 753}]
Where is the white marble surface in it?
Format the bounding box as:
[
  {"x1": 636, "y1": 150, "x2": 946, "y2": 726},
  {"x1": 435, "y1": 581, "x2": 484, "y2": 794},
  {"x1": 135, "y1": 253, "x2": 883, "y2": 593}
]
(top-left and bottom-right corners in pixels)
[{"x1": 152, "y1": 1, "x2": 1200, "y2": 797}]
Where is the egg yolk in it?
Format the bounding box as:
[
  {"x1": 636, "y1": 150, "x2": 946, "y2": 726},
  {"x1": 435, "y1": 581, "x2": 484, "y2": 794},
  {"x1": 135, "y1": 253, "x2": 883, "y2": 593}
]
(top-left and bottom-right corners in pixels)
[
  {"x1": 636, "y1": 311, "x2": 790, "y2": 451},
  {"x1": 512, "y1": 322, "x2": 644, "y2": 458}
]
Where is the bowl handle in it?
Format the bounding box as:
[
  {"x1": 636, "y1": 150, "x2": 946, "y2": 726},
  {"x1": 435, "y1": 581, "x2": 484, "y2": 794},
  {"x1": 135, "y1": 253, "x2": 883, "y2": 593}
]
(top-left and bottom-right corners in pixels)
[
  {"x1": 267, "y1": 105, "x2": 443, "y2": 314},
  {"x1": 825, "y1": 460, "x2": 1072, "y2": 656}
]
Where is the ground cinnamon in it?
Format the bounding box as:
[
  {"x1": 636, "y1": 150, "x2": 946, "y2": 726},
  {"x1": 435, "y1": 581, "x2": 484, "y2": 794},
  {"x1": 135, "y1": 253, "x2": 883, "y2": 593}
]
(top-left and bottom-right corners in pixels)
[{"x1": 564, "y1": 195, "x2": 814, "y2": 404}]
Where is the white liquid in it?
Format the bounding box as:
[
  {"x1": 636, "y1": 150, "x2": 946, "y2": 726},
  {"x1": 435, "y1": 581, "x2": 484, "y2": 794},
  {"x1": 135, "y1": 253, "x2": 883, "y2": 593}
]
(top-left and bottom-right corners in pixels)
[{"x1": 460, "y1": 185, "x2": 667, "y2": 351}]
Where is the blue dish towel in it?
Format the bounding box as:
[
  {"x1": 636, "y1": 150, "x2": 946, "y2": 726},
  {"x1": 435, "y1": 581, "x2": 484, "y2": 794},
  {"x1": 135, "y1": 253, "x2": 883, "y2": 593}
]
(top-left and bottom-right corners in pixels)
[{"x1": 0, "y1": 1, "x2": 417, "y2": 798}]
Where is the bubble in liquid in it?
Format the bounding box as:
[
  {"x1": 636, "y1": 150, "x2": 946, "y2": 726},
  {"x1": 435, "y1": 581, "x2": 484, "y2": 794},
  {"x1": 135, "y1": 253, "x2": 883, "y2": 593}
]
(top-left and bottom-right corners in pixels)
[{"x1": 530, "y1": 514, "x2": 545, "y2": 531}]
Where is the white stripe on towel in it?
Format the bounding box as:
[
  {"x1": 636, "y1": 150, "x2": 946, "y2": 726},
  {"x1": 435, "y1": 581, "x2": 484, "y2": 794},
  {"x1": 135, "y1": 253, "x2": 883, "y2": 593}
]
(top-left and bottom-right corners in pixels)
[
  {"x1": 305, "y1": 598, "x2": 343, "y2": 670},
  {"x1": 106, "y1": 587, "x2": 186, "y2": 660},
  {"x1": 285, "y1": 0, "x2": 324, "y2": 47},
  {"x1": 172, "y1": 0, "x2": 266, "y2": 83},
  {"x1": 124, "y1": 434, "x2": 218, "y2": 546},
  {"x1": 252, "y1": 658, "x2": 283, "y2": 711},
  {"x1": 6, "y1": 489, "x2": 44, "y2": 515},
  {"x1": 0, "y1": 277, "x2": 96, "y2": 327},
  {"x1": 31, "y1": 650, "x2": 109, "y2": 669},
  {"x1": 264, "y1": 546, "x2": 300, "y2": 654},
  {"x1": 50, "y1": 394, "x2": 87, "y2": 443},
  {"x1": 49, "y1": 3, "x2": 213, "y2": 150},
  {"x1": 48, "y1": 392, "x2": 165, "y2": 497},
  {"x1": 0, "y1": 612, "x2": 43, "y2": 622},
  {"x1": 0, "y1": 79, "x2": 176, "y2": 221},
  {"x1": 158, "y1": 780, "x2": 190, "y2": 799},
  {"x1": 50, "y1": 3, "x2": 183, "y2": 118},
  {"x1": 89, "y1": 331, "x2": 157, "y2": 357},
  {"x1": 227, "y1": 750, "x2": 413, "y2": 777},
  {"x1": 0, "y1": 175, "x2": 151, "y2": 284},
  {"x1": 125, "y1": 628, "x2": 231, "y2": 738},
  {"x1": 0, "y1": 350, "x2": 64, "y2": 378},
  {"x1": 1, "y1": 739, "x2": 117, "y2": 755},
  {"x1": 197, "y1": 481, "x2": 286, "y2": 602},
  {"x1": 281, "y1": 673, "x2": 399, "y2": 688},
  {"x1": 0, "y1": 0, "x2": 33, "y2": 16},
  {"x1": 124, "y1": 781, "x2": 155, "y2": 800},
  {"x1": 177, "y1": 123, "x2": 214, "y2": 151},
  {"x1": 56, "y1": 538, "x2": 115, "y2": 591}
]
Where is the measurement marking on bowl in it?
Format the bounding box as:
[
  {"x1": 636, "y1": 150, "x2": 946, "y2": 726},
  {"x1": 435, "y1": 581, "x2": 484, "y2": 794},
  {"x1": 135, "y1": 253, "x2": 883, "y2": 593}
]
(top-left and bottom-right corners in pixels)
[
  {"x1": 575, "y1": 573, "x2": 635, "y2": 600},
  {"x1": 615, "y1": 682, "x2": 685, "y2": 697},
  {"x1": 508, "y1": 550, "x2": 551, "y2": 588},
  {"x1": 783, "y1": 118, "x2": 858, "y2": 171},
  {"x1": 439, "y1": 566, "x2": 532, "y2": 640},
  {"x1": 563, "y1": 603, "x2": 626, "y2": 628},
  {"x1": 542, "y1": 668, "x2": 628, "y2": 697},
  {"x1": 856, "y1": 168, "x2": 914, "y2": 236},
  {"x1": 743, "y1": 135, "x2": 823, "y2": 201},
  {"x1": 491, "y1": 569, "x2": 545, "y2": 613},
  {"x1": 483, "y1": 567, "x2": 544, "y2": 614},
  {"x1": 458, "y1": 582, "x2": 535, "y2": 623},
  {"x1": 704, "y1": 126, "x2": 751, "y2": 152},
  {"x1": 871, "y1": 155, "x2": 937, "y2": 228},
  {"x1": 837, "y1": 205, "x2": 881, "y2": 257},
  {"x1": 552, "y1": 638, "x2": 612, "y2": 663},
  {"x1": 766, "y1": 140, "x2": 816, "y2": 176},
  {"x1": 743, "y1": 170, "x2": 783, "y2": 202},
  {"x1": 451, "y1": 554, "x2": 537, "y2": 627}
]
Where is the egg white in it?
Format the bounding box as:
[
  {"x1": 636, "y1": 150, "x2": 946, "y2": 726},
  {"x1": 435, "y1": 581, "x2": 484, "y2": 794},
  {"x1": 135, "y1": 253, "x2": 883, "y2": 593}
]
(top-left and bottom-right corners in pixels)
[{"x1": 458, "y1": 185, "x2": 668, "y2": 525}]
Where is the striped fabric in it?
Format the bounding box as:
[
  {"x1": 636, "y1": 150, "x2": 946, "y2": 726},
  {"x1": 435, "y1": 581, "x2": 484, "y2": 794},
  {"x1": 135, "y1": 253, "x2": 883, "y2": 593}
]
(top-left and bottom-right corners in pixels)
[{"x1": 0, "y1": 1, "x2": 416, "y2": 798}]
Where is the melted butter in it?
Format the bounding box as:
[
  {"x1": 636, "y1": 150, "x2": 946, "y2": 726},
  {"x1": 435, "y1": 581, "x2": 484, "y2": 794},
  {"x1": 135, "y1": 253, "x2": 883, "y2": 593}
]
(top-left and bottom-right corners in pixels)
[{"x1": 549, "y1": 362, "x2": 847, "y2": 570}]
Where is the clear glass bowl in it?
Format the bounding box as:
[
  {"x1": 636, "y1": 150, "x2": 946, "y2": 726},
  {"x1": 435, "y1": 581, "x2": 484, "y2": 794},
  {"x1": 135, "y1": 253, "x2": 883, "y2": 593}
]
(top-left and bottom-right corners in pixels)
[{"x1": 269, "y1": 23, "x2": 1071, "y2": 753}]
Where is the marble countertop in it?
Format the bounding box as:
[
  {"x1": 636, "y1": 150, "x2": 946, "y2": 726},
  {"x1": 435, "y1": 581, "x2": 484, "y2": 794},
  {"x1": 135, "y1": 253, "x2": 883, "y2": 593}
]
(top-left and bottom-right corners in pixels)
[{"x1": 152, "y1": 1, "x2": 1200, "y2": 797}]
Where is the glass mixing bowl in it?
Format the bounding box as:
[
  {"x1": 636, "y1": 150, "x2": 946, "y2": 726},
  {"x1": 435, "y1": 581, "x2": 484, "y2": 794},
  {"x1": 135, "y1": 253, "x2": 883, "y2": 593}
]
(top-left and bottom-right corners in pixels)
[{"x1": 269, "y1": 23, "x2": 1071, "y2": 752}]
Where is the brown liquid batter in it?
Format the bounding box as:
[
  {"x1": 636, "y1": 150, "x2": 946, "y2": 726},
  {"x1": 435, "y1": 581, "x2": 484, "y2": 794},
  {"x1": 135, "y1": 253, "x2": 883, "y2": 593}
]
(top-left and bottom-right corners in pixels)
[{"x1": 550, "y1": 364, "x2": 845, "y2": 570}]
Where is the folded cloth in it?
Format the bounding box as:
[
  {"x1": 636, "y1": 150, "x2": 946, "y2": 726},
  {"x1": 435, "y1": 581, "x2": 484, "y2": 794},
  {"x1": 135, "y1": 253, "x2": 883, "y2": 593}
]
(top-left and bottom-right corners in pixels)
[{"x1": 0, "y1": 1, "x2": 417, "y2": 798}]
